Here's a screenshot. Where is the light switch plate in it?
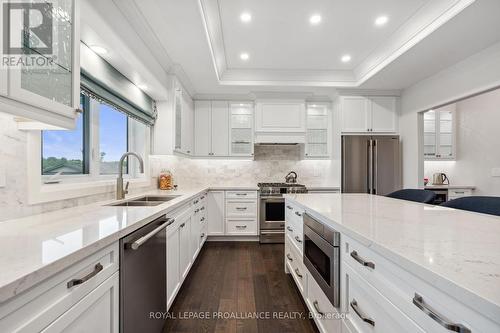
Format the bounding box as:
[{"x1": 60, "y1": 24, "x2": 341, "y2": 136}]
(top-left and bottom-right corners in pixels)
[
  {"x1": 0, "y1": 167, "x2": 5, "y2": 188},
  {"x1": 491, "y1": 168, "x2": 500, "y2": 177}
]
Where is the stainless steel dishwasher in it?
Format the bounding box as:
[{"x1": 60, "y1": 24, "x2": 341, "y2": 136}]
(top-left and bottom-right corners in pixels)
[{"x1": 120, "y1": 214, "x2": 174, "y2": 333}]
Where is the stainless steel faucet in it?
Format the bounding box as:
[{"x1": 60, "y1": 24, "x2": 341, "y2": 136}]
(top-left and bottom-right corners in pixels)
[{"x1": 116, "y1": 152, "x2": 145, "y2": 200}]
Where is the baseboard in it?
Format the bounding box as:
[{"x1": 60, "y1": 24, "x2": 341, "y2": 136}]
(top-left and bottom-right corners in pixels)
[{"x1": 206, "y1": 236, "x2": 259, "y2": 242}]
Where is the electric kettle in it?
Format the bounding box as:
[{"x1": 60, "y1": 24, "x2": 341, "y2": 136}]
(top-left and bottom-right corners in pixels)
[{"x1": 432, "y1": 173, "x2": 449, "y2": 185}]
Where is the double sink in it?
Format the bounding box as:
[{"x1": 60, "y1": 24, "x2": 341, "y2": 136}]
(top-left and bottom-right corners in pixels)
[{"x1": 108, "y1": 195, "x2": 181, "y2": 207}]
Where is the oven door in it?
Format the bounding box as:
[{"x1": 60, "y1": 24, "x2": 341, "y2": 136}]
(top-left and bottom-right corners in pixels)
[
  {"x1": 259, "y1": 197, "x2": 285, "y2": 230},
  {"x1": 303, "y1": 224, "x2": 340, "y2": 307}
]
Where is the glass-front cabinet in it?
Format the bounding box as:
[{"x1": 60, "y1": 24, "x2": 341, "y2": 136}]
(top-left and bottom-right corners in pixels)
[
  {"x1": 230, "y1": 103, "x2": 254, "y2": 157},
  {"x1": 423, "y1": 105, "x2": 456, "y2": 160},
  {"x1": 305, "y1": 104, "x2": 330, "y2": 158},
  {"x1": 1, "y1": 0, "x2": 79, "y2": 128}
]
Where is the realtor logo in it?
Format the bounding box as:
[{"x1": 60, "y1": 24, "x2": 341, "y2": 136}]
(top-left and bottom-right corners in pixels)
[{"x1": 3, "y1": 2, "x2": 53, "y2": 54}]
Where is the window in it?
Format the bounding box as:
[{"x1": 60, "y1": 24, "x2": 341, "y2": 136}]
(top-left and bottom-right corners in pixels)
[{"x1": 41, "y1": 93, "x2": 148, "y2": 181}]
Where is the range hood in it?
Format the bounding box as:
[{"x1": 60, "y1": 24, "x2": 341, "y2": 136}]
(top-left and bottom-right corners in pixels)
[{"x1": 254, "y1": 132, "x2": 306, "y2": 145}]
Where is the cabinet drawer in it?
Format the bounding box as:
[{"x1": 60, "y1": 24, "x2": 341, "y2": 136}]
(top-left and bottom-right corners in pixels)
[
  {"x1": 343, "y1": 235, "x2": 496, "y2": 332},
  {"x1": 306, "y1": 269, "x2": 341, "y2": 333},
  {"x1": 344, "y1": 264, "x2": 424, "y2": 333},
  {"x1": 225, "y1": 191, "x2": 257, "y2": 199},
  {"x1": 285, "y1": 240, "x2": 307, "y2": 295},
  {"x1": 225, "y1": 219, "x2": 257, "y2": 235},
  {"x1": 448, "y1": 189, "x2": 472, "y2": 199},
  {"x1": 226, "y1": 200, "x2": 257, "y2": 217},
  {"x1": 0, "y1": 243, "x2": 119, "y2": 333}
]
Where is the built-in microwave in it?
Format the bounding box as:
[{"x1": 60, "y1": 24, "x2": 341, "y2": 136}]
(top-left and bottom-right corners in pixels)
[{"x1": 303, "y1": 212, "x2": 341, "y2": 307}]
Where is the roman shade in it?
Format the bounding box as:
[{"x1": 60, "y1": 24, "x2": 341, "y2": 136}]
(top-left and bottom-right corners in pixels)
[{"x1": 80, "y1": 42, "x2": 156, "y2": 126}]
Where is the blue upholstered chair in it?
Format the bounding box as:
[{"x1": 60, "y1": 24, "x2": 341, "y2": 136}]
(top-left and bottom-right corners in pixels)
[
  {"x1": 441, "y1": 196, "x2": 500, "y2": 216},
  {"x1": 386, "y1": 189, "x2": 437, "y2": 204}
]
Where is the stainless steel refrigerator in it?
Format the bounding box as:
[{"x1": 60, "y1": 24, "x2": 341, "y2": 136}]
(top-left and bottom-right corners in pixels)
[{"x1": 342, "y1": 135, "x2": 401, "y2": 195}]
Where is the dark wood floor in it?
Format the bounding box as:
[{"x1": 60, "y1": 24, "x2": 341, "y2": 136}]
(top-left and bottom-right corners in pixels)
[{"x1": 164, "y1": 242, "x2": 318, "y2": 333}]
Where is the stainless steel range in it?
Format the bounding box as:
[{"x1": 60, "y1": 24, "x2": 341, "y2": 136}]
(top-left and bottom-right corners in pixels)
[{"x1": 258, "y1": 182, "x2": 308, "y2": 243}]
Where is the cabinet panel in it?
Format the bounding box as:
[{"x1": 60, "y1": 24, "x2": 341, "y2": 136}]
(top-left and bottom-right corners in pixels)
[
  {"x1": 194, "y1": 101, "x2": 211, "y2": 156},
  {"x1": 181, "y1": 93, "x2": 194, "y2": 155},
  {"x1": 179, "y1": 215, "x2": 192, "y2": 280},
  {"x1": 41, "y1": 273, "x2": 119, "y2": 333},
  {"x1": 166, "y1": 226, "x2": 180, "y2": 308},
  {"x1": 423, "y1": 106, "x2": 456, "y2": 160},
  {"x1": 207, "y1": 191, "x2": 225, "y2": 235},
  {"x1": 211, "y1": 101, "x2": 229, "y2": 156},
  {"x1": 370, "y1": 97, "x2": 397, "y2": 133},
  {"x1": 191, "y1": 211, "x2": 201, "y2": 260},
  {"x1": 341, "y1": 97, "x2": 370, "y2": 133},
  {"x1": 256, "y1": 101, "x2": 305, "y2": 132},
  {"x1": 0, "y1": 4, "x2": 5, "y2": 96}
]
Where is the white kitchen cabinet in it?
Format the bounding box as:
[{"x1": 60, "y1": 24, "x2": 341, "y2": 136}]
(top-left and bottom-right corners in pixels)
[
  {"x1": 0, "y1": 0, "x2": 80, "y2": 129},
  {"x1": 0, "y1": 243, "x2": 119, "y2": 333},
  {"x1": 179, "y1": 213, "x2": 192, "y2": 280},
  {"x1": 255, "y1": 100, "x2": 306, "y2": 132},
  {"x1": 340, "y1": 96, "x2": 398, "y2": 133},
  {"x1": 194, "y1": 101, "x2": 229, "y2": 157},
  {"x1": 230, "y1": 103, "x2": 254, "y2": 157},
  {"x1": 305, "y1": 104, "x2": 331, "y2": 158},
  {"x1": 166, "y1": 223, "x2": 180, "y2": 309},
  {"x1": 211, "y1": 101, "x2": 230, "y2": 156},
  {"x1": 194, "y1": 100, "x2": 211, "y2": 156},
  {"x1": 191, "y1": 210, "x2": 201, "y2": 261},
  {"x1": 423, "y1": 106, "x2": 456, "y2": 160},
  {"x1": 207, "y1": 191, "x2": 225, "y2": 235},
  {"x1": 174, "y1": 87, "x2": 194, "y2": 155},
  {"x1": 41, "y1": 273, "x2": 119, "y2": 333}
]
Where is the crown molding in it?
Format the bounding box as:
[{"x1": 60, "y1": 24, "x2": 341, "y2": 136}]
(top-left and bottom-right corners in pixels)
[{"x1": 198, "y1": 0, "x2": 476, "y2": 87}]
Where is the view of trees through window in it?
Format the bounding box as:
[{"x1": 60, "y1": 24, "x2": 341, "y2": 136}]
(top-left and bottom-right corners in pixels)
[{"x1": 42, "y1": 94, "x2": 129, "y2": 176}]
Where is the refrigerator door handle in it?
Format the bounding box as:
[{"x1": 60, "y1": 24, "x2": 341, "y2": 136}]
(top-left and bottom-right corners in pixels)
[
  {"x1": 367, "y1": 140, "x2": 372, "y2": 194},
  {"x1": 342, "y1": 138, "x2": 346, "y2": 191},
  {"x1": 373, "y1": 140, "x2": 378, "y2": 195}
]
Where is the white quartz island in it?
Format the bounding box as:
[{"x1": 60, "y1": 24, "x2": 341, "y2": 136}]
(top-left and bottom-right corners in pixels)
[{"x1": 285, "y1": 193, "x2": 500, "y2": 333}]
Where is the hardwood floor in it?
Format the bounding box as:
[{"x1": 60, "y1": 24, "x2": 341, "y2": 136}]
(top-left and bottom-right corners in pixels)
[{"x1": 164, "y1": 242, "x2": 318, "y2": 333}]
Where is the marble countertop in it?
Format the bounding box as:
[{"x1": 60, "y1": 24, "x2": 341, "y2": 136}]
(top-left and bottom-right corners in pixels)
[
  {"x1": 0, "y1": 187, "x2": 212, "y2": 303},
  {"x1": 285, "y1": 193, "x2": 500, "y2": 322},
  {"x1": 424, "y1": 185, "x2": 476, "y2": 190}
]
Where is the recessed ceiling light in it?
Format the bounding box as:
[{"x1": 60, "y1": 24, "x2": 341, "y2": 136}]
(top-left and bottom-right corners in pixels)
[
  {"x1": 90, "y1": 45, "x2": 107, "y2": 55},
  {"x1": 341, "y1": 55, "x2": 351, "y2": 63},
  {"x1": 137, "y1": 84, "x2": 147, "y2": 91},
  {"x1": 375, "y1": 16, "x2": 389, "y2": 26},
  {"x1": 240, "y1": 53, "x2": 249, "y2": 61},
  {"x1": 240, "y1": 12, "x2": 252, "y2": 23},
  {"x1": 309, "y1": 14, "x2": 322, "y2": 25}
]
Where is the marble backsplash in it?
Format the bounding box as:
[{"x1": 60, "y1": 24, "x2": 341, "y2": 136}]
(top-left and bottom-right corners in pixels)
[{"x1": 150, "y1": 145, "x2": 340, "y2": 188}]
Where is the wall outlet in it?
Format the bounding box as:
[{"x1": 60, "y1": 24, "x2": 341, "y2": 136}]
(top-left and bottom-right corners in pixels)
[
  {"x1": 0, "y1": 167, "x2": 5, "y2": 188},
  {"x1": 491, "y1": 168, "x2": 500, "y2": 177}
]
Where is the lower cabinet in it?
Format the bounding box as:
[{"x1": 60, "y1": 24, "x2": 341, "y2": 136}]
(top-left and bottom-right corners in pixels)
[
  {"x1": 207, "y1": 191, "x2": 225, "y2": 235},
  {"x1": 179, "y1": 213, "x2": 192, "y2": 281},
  {"x1": 166, "y1": 222, "x2": 181, "y2": 309},
  {"x1": 41, "y1": 273, "x2": 119, "y2": 333},
  {"x1": 0, "y1": 243, "x2": 119, "y2": 333}
]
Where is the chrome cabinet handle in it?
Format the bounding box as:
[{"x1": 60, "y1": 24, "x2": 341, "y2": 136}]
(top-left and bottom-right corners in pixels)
[
  {"x1": 180, "y1": 222, "x2": 186, "y2": 228},
  {"x1": 350, "y1": 299, "x2": 375, "y2": 327},
  {"x1": 194, "y1": 199, "x2": 199, "y2": 204},
  {"x1": 413, "y1": 293, "x2": 471, "y2": 333},
  {"x1": 200, "y1": 206, "x2": 205, "y2": 211},
  {"x1": 294, "y1": 211, "x2": 302, "y2": 217},
  {"x1": 235, "y1": 193, "x2": 247, "y2": 196},
  {"x1": 200, "y1": 233, "x2": 205, "y2": 238},
  {"x1": 350, "y1": 251, "x2": 375, "y2": 269},
  {"x1": 286, "y1": 253, "x2": 293, "y2": 261},
  {"x1": 236, "y1": 225, "x2": 247, "y2": 229},
  {"x1": 313, "y1": 301, "x2": 324, "y2": 316},
  {"x1": 286, "y1": 226, "x2": 293, "y2": 232},
  {"x1": 294, "y1": 268, "x2": 303, "y2": 279},
  {"x1": 67, "y1": 263, "x2": 103, "y2": 288},
  {"x1": 200, "y1": 217, "x2": 205, "y2": 222},
  {"x1": 200, "y1": 196, "x2": 205, "y2": 200},
  {"x1": 294, "y1": 236, "x2": 303, "y2": 243},
  {"x1": 195, "y1": 208, "x2": 200, "y2": 213},
  {"x1": 127, "y1": 218, "x2": 174, "y2": 250},
  {"x1": 286, "y1": 205, "x2": 293, "y2": 210},
  {"x1": 236, "y1": 207, "x2": 247, "y2": 210},
  {"x1": 454, "y1": 191, "x2": 465, "y2": 194}
]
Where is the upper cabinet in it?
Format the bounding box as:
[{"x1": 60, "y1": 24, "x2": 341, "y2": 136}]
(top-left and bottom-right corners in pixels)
[
  {"x1": 0, "y1": 0, "x2": 80, "y2": 129},
  {"x1": 305, "y1": 104, "x2": 331, "y2": 158},
  {"x1": 174, "y1": 88, "x2": 194, "y2": 155},
  {"x1": 340, "y1": 96, "x2": 398, "y2": 133},
  {"x1": 194, "y1": 100, "x2": 229, "y2": 157},
  {"x1": 255, "y1": 100, "x2": 305, "y2": 133},
  {"x1": 423, "y1": 105, "x2": 456, "y2": 160},
  {"x1": 230, "y1": 103, "x2": 254, "y2": 157}
]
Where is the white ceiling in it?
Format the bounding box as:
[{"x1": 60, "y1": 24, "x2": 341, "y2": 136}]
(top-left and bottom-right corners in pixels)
[
  {"x1": 219, "y1": 0, "x2": 428, "y2": 71},
  {"x1": 105, "y1": 0, "x2": 500, "y2": 97}
]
